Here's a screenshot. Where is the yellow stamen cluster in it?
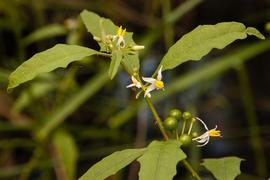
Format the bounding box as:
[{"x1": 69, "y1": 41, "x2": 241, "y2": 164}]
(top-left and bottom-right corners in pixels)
[
  {"x1": 117, "y1": 26, "x2": 126, "y2": 37},
  {"x1": 209, "y1": 129, "x2": 221, "y2": 137},
  {"x1": 154, "y1": 80, "x2": 164, "y2": 89}
]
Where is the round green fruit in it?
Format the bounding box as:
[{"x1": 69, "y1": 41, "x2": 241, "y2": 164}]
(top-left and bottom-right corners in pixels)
[
  {"x1": 169, "y1": 109, "x2": 182, "y2": 119},
  {"x1": 164, "y1": 117, "x2": 178, "y2": 130},
  {"x1": 182, "y1": 111, "x2": 192, "y2": 120},
  {"x1": 179, "y1": 134, "x2": 192, "y2": 146}
]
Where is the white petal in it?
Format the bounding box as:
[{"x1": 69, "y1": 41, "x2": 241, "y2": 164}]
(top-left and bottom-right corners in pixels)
[
  {"x1": 116, "y1": 36, "x2": 125, "y2": 48},
  {"x1": 157, "y1": 66, "x2": 163, "y2": 80},
  {"x1": 136, "y1": 83, "x2": 142, "y2": 88},
  {"x1": 144, "y1": 84, "x2": 155, "y2": 97},
  {"x1": 197, "y1": 137, "x2": 210, "y2": 147},
  {"x1": 192, "y1": 132, "x2": 208, "y2": 141},
  {"x1": 126, "y1": 84, "x2": 135, "y2": 88},
  {"x1": 142, "y1": 77, "x2": 156, "y2": 83},
  {"x1": 196, "y1": 117, "x2": 209, "y2": 131}
]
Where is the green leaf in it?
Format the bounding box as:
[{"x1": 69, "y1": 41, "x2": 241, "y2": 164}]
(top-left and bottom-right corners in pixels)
[
  {"x1": 159, "y1": 22, "x2": 265, "y2": 71},
  {"x1": 246, "y1": 27, "x2": 265, "y2": 40},
  {"x1": 79, "y1": 148, "x2": 146, "y2": 180},
  {"x1": 22, "y1": 24, "x2": 67, "y2": 46},
  {"x1": 53, "y1": 130, "x2": 78, "y2": 180},
  {"x1": 8, "y1": 44, "x2": 101, "y2": 91},
  {"x1": 80, "y1": 10, "x2": 140, "y2": 75},
  {"x1": 122, "y1": 53, "x2": 140, "y2": 75},
  {"x1": 201, "y1": 156, "x2": 244, "y2": 180},
  {"x1": 138, "y1": 140, "x2": 186, "y2": 180},
  {"x1": 80, "y1": 10, "x2": 134, "y2": 51},
  {"x1": 108, "y1": 50, "x2": 122, "y2": 79}
]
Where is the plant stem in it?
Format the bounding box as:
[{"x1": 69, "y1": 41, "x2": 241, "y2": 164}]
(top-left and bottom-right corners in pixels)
[
  {"x1": 182, "y1": 160, "x2": 202, "y2": 180},
  {"x1": 144, "y1": 97, "x2": 201, "y2": 179},
  {"x1": 181, "y1": 120, "x2": 187, "y2": 135},
  {"x1": 145, "y1": 97, "x2": 169, "y2": 140}
]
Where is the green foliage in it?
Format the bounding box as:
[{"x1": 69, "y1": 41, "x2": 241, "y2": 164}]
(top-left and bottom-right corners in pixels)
[
  {"x1": 52, "y1": 130, "x2": 78, "y2": 180},
  {"x1": 138, "y1": 140, "x2": 186, "y2": 180},
  {"x1": 8, "y1": 44, "x2": 102, "y2": 91},
  {"x1": 109, "y1": 39, "x2": 270, "y2": 128},
  {"x1": 80, "y1": 10, "x2": 134, "y2": 51},
  {"x1": 108, "y1": 50, "x2": 122, "y2": 79},
  {"x1": 79, "y1": 148, "x2": 146, "y2": 180},
  {"x1": 80, "y1": 10, "x2": 140, "y2": 77},
  {"x1": 201, "y1": 156, "x2": 244, "y2": 180},
  {"x1": 159, "y1": 22, "x2": 265, "y2": 71}
]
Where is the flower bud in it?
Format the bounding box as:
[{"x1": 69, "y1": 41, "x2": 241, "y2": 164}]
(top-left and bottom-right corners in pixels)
[
  {"x1": 93, "y1": 36, "x2": 101, "y2": 42},
  {"x1": 131, "y1": 45, "x2": 145, "y2": 51},
  {"x1": 182, "y1": 111, "x2": 192, "y2": 120},
  {"x1": 179, "y1": 134, "x2": 192, "y2": 146}
]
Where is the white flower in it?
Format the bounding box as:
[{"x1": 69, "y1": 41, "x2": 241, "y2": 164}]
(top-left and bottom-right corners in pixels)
[
  {"x1": 192, "y1": 117, "x2": 221, "y2": 147},
  {"x1": 126, "y1": 76, "x2": 142, "y2": 89},
  {"x1": 142, "y1": 66, "x2": 164, "y2": 98},
  {"x1": 113, "y1": 26, "x2": 126, "y2": 48}
]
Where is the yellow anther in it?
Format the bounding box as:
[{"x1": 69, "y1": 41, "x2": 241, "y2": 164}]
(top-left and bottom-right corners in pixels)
[
  {"x1": 209, "y1": 129, "x2": 221, "y2": 137},
  {"x1": 122, "y1": 28, "x2": 126, "y2": 36},
  {"x1": 117, "y1": 26, "x2": 123, "y2": 36},
  {"x1": 154, "y1": 80, "x2": 164, "y2": 89}
]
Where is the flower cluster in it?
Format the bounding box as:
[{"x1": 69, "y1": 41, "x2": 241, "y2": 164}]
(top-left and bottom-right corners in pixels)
[{"x1": 126, "y1": 66, "x2": 165, "y2": 98}]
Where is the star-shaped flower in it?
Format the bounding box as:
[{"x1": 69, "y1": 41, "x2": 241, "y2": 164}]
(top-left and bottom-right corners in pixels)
[
  {"x1": 192, "y1": 117, "x2": 221, "y2": 147},
  {"x1": 126, "y1": 76, "x2": 142, "y2": 89},
  {"x1": 142, "y1": 66, "x2": 164, "y2": 98},
  {"x1": 113, "y1": 26, "x2": 126, "y2": 48}
]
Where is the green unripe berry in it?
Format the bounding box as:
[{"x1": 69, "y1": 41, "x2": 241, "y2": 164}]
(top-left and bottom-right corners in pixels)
[
  {"x1": 192, "y1": 132, "x2": 198, "y2": 138},
  {"x1": 164, "y1": 117, "x2": 178, "y2": 130},
  {"x1": 179, "y1": 134, "x2": 192, "y2": 146},
  {"x1": 191, "y1": 117, "x2": 196, "y2": 123},
  {"x1": 182, "y1": 111, "x2": 192, "y2": 120},
  {"x1": 169, "y1": 109, "x2": 182, "y2": 119}
]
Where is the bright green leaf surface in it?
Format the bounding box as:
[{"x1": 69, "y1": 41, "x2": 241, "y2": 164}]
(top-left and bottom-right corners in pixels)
[
  {"x1": 138, "y1": 140, "x2": 186, "y2": 180},
  {"x1": 160, "y1": 22, "x2": 265, "y2": 71},
  {"x1": 79, "y1": 148, "x2": 146, "y2": 180},
  {"x1": 53, "y1": 130, "x2": 78, "y2": 180},
  {"x1": 8, "y1": 44, "x2": 101, "y2": 90},
  {"x1": 122, "y1": 53, "x2": 140, "y2": 75},
  {"x1": 109, "y1": 50, "x2": 122, "y2": 79},
  {"x1": 201, "y1": 156, "x2": 244, "y2": 180},
  {"x1": 80, "y1": 10, "x2": 134, "y2": 51},
  {"x1": 80, "y1": 10, "x2": 140, "y2": 75}
]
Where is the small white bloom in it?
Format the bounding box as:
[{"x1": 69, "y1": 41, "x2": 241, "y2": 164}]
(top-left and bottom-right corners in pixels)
[
  {"x1": 192, "y1": 117, "x2": 221, "y2": 147},
  {"x1": 113, "y1": 26, "x2": 126, "y2": 48},
  {"x1": 126, "y1": 76, "x2": 142, "y2": 89},
  {"x1": 142, "y1": 66, "x2": 164, "y2": 98}
]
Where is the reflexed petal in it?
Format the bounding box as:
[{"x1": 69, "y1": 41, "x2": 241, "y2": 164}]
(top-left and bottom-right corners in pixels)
[
  {"x1": 142, "y1": 77, "x2": 156, "y2": 83},
  {"x1": 144, "y1": 84, "x2": 155, "y2": 97},
  {"x1": 157, "y1": 65, "x2": 163, "y2": 80},
  {"x1": 197, "y1": 138, "x2": 209, "y2": 147},
  {"x1": 196, "y1": 117, "x2": 209, "y2": 131},
  {"x1": 126, "y1": 84, "x2": 135, "y2": 88}
]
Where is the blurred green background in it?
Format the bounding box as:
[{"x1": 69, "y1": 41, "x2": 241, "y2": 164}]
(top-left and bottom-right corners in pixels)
[{"x1": 0, "y1": 0, "x2": 270, "y2": 179}]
